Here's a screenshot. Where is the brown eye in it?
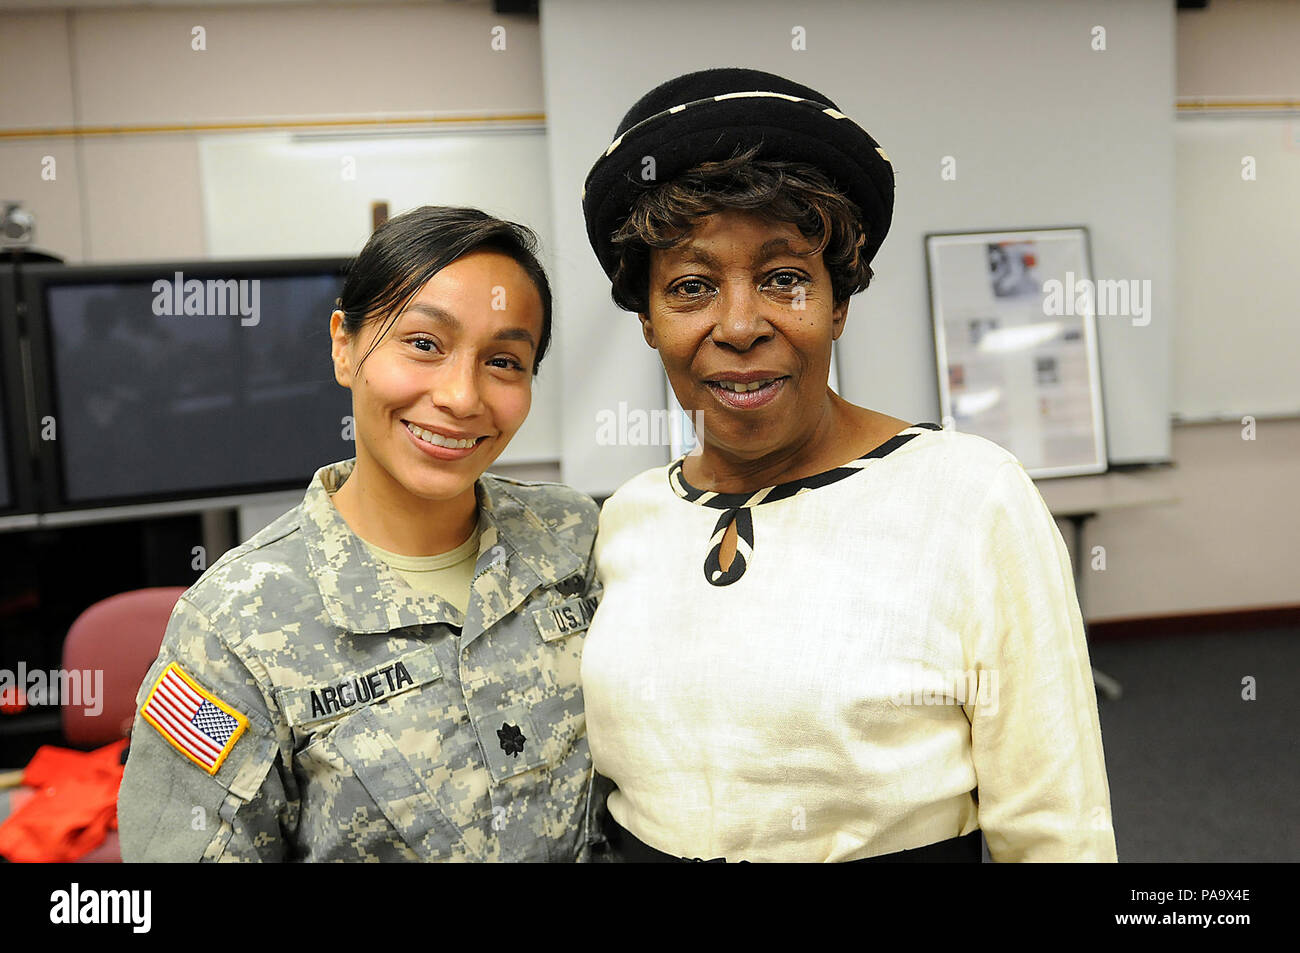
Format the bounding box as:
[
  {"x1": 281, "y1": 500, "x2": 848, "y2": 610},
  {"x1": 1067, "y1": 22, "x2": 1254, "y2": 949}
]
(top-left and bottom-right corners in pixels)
[
  {"x1": 765, "y1": 270, "x2": 810, "y2": 292},
  {"x1": 671, "y1": 279, "x2": 711, "y2": 297}
]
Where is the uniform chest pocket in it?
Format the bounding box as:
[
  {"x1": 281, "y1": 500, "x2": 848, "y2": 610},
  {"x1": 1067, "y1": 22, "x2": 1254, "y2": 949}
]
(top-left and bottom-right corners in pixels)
[
  {"x1": 531, "y1": 591, "x2": 602, "y2": 642},
  {"x1": 529, "y1": 589, "x2": 602, "y2": 700},
  {"x1": 326, "y1": 703, "x2": 474, "y2": 861},
  {"x1": 278, "y1": 646, "x2": 482, "y2": 861}
]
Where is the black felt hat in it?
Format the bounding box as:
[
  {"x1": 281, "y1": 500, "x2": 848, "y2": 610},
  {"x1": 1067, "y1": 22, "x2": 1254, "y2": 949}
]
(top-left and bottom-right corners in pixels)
[{"x1": 581, "y1": 67, "x2": 895, "y2": 283}]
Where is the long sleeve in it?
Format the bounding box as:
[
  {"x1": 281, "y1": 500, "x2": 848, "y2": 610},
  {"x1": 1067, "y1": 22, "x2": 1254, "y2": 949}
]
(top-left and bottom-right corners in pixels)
[
  {"x1": 119, "y1": 597, "x2": 293, "y2": 862},
  {"x1": 967, "y1": 460, "x2": 1118, "y2": 862}
]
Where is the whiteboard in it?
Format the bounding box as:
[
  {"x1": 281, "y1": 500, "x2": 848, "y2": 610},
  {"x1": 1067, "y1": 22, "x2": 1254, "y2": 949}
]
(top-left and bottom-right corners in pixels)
[
  {"x1": 1173, "y1": 117, "x2": 1300, "y2": 422},
  {"x1": 196, "y1": 128, "x2": 561, "y2": 464}
]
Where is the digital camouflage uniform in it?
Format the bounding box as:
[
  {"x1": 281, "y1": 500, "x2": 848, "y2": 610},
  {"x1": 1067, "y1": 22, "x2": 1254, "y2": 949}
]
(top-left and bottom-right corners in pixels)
[{"x1": 118, "y1": 459, "x2": 604, "y2": 862}]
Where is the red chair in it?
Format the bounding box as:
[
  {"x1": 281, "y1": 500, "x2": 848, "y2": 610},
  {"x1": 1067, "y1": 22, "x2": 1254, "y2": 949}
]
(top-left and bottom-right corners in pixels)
[{"x1": 0, "y1": 587, "x2": 184, "y2": 862}]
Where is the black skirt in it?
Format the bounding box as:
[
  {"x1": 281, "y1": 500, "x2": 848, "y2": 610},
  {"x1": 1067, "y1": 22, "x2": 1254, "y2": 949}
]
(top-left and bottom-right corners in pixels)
[{"x1": 600, "y1": 810, "x2": 982, "y2": 863}]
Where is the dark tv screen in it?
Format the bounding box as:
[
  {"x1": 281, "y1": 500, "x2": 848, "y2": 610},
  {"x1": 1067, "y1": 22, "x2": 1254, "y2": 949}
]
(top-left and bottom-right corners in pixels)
[{"x1": 44, "y1": 273, "x2": 353, "y2": 504}]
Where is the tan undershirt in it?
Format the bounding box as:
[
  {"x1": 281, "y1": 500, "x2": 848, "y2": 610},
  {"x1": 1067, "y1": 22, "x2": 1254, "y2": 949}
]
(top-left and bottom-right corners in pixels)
[{"x1": 360, "y1": 530, "x2": 480, "y2": 616}]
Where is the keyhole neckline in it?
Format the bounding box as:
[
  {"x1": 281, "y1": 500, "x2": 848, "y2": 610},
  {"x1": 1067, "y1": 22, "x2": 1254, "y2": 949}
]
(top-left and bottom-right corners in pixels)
[{"x1": 668, "y1": 422, "x2": 942, "y2": 511}]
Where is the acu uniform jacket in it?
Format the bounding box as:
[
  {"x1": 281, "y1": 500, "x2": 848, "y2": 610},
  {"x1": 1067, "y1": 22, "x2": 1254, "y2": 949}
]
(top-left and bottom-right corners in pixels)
[{"x1": 118, "y1": 459, "x2": 603, "y2": 862}]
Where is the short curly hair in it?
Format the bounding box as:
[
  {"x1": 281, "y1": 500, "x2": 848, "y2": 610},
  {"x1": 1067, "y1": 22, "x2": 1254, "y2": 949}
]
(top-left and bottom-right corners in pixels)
[{"x1": 607, "y1": 142, "x2": 874, "y2": 314}]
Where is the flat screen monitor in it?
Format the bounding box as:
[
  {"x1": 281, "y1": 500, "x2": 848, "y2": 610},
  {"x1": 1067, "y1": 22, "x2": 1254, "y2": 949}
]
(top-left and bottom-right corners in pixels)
[{"x1": 24, "y1": 259, "x2": 354, "y2": 509}]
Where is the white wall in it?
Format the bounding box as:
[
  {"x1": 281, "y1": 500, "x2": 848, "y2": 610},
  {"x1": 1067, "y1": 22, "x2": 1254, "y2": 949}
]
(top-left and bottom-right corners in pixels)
[
  {"x1": 2, "y1": 0, "x2": 1296, "y2": 617},
  {"x1": 541, "y1": 0, "x2": 1177, "y2": 496},
  {"x1": 0, "y1": 1, "x2": 559, "y2": 466},
  {"x1": 1172, "y1": 0, "x2": 1300, "y2": 422},
  {"x1": 1177, "y1": 0, "x2": 1300, "y2": 97},
  {"x1": 1, "y1": 3, "x2": 549, "y2": 262}
]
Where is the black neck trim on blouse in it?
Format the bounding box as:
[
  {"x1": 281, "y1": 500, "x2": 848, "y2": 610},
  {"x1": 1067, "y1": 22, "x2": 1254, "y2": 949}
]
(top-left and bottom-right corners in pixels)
[{"x1": 668, "y1": 422, "x2": 943, "y2": 511}]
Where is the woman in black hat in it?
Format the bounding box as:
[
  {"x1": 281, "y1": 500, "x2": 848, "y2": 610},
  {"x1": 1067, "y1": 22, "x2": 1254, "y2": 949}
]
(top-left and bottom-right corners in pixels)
[{"x1": 578, "y1": 68, "x2": 1117, "y2": 863}]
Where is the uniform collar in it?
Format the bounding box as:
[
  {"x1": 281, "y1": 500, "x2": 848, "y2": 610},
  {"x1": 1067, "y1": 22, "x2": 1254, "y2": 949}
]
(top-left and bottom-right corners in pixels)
[
  {"x1": 300, "y1": 459, "x2": 585, "y2": 644},
  {"x1": 464, "y1": 472, "x2": 586, "y2": 649}
]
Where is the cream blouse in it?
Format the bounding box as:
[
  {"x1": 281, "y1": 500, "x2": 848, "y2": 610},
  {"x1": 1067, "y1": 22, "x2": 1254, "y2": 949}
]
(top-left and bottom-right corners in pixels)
[{"x1": 580, "y1": 423, "x2": 1118, "y2": 862}]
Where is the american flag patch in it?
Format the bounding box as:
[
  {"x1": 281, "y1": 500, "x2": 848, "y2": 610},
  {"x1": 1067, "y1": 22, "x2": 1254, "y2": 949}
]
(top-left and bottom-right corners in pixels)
[{"x1": 140, "y1": 663, "x2": 249, "y2": 775}]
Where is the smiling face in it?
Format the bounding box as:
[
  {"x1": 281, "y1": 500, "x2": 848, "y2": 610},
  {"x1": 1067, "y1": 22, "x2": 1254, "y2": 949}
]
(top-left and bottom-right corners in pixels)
[
  {"x1": 330, "y1": 250, "x2": 542, "y2": 507},
  {"x1": 641, "y1": 209, "x2": 849, "y2": 469}
]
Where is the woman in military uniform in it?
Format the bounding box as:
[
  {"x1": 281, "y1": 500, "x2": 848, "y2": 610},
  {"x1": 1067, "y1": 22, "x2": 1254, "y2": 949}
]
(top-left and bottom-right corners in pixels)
[{"x1": 119, "y1": 206, "x2": 602, "y2": 861}]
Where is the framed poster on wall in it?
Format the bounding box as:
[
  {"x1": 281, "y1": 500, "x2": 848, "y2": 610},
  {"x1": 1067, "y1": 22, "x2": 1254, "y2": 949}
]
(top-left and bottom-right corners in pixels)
[
  {"x1": 665, "y1": 345, "x2": 842, "y2": 461},
  {"x1": 925, "y1": 227, "x2": 1108, "y2": 478}
]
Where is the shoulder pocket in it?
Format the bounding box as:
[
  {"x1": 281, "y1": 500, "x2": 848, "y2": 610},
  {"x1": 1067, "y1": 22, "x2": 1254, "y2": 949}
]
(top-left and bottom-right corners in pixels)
[{"x1": 134, "y1": 657, "x2": 278, "y2": 801}]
